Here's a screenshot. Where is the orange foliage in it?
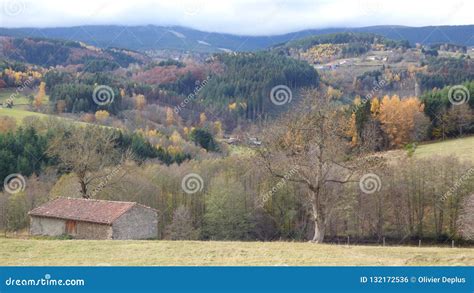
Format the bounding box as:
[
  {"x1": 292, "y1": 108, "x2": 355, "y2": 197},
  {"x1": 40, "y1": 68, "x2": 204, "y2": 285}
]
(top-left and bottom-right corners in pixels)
[{"x1": 379, "y1": 95, "x2": 424, "y2": 147}]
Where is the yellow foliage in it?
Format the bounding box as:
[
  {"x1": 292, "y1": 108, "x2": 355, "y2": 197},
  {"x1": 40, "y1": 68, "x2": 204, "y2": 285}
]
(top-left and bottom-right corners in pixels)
[
  {"x1": 199, "y1": 113, "x2": 207, "y2": 126},
  {"x1": 327, "y1": 86, "x2": 342, "y2": 99},
  {"x1": 347, "y1": 112, "x2": 358, "y2": 147},
  {"x1": 301, "y1": 43, "x2": 343, "y2": 63},
  {"x1": 136, "y1": 128, "x2": 145, "y2": 136},
  {"x1": 34, "y1": 82, "x2": 46, "y2": 110},
  {"x1": 147, "y1": 129, "x2": 159, "y2": 138},
  {"x1": 170, "y1": 131, "x2": 182, "y2": 145},
  {"x1": 370, "y1": 97, "x2": 380, "y2": 117},
  {"x1": 228, "y1": 102, "x2": 237, "y2": 111},
  {"x1": 167, "y1": 145, "x2": 182, "y2": 156},
  {"x1": 134, "y1": 94, "x2": 146, "y2": 111},
  {"x1": 353, "y1": 95, "x2": 362, "y2": 106},
  {"x1": 95, "y1": 110, "x2": 110, "y2": 121},
  {"x1": 378, "y1": 96, "x2": 424, "y2": 147},
  {"x1": 166, "y1": 108, "x2": 175, "y2": 126}
]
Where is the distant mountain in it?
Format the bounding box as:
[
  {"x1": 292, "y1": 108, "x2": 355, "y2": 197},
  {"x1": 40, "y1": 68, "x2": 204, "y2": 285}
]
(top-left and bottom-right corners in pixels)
[{"x1": 0, "y1": 25, "x2": 473, "y2": 53}]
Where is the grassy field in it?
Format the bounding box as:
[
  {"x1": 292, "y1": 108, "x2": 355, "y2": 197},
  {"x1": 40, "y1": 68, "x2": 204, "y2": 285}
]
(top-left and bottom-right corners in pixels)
[
  {"x1": 0, "y1": 88, "x2": 51, "y2": 123},
  {"x1": 414, "y1": 136, "x2": 474, "y2": 162},
  {"x1": 0, "y1": 108, "x2": 50, "y2": 121},
  {"x1": 0, "y1": 108, "x2": 94, "y2": 127},
  {"x1": 0, "y1": 88, "x2": 31, "y2": 107},
  {"x1": 0, "y1": 88, "x2": 48, "y2": 111},
  {"x1": 1, "y1": 238, "x2": 473, "y2": 266}
]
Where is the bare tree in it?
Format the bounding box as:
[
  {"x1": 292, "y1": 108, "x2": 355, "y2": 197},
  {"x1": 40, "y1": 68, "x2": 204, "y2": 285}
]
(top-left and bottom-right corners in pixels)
[
  {"x1": 166, "y1": 205, "x2": 200, "y2": 240},
  {"x1": 259, "y1": 89, "x2": 382, "y2": 243},
  {"x1": 458, "y1": 194, "x2": 474, "y2": 240},
  {"x1": 46, "y1": 126, "x2": 119, "y2": 198},
  {"x1": 447, "y1": 104, "x2": 473, "y2": 136}
]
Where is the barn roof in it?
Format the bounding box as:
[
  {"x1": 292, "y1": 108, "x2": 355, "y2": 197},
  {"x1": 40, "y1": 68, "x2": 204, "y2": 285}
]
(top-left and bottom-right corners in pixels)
[{"x1": 28, "y1": 197, "x2": 152, "y2": 224}]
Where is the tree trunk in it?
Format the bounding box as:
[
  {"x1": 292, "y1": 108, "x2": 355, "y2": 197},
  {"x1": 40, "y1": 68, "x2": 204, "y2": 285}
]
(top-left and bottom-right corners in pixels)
[
  {"x1": 311, "y1": 218, "x2": 325, "y2": 243},
  {"x1": 79, "y1": 178, "x2": 89, "y2": 199},
  {"x1": 310, "y1": 190, "x2": 325, "y2": 243}
]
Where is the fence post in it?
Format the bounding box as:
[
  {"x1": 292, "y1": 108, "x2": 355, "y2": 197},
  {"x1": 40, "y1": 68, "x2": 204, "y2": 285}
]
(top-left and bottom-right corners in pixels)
[
  {"x1": 383, "y1": 237, "x2": 386, "y2": 247},
  {"x1": 452, "y1": 240, "x2": 455, "y2": 248},
  {"x1": 418, "y1": 239, "x2": 421, "y2": 247},
  {"x1": 347, "y1": 236, "x2": 350, "y2": 246}
]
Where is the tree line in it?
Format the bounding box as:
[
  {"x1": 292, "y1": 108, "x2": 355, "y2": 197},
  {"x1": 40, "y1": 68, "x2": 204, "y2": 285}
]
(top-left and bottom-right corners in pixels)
[{"x1": 1, "y1": 90, "x2": 472, "y2": 244}]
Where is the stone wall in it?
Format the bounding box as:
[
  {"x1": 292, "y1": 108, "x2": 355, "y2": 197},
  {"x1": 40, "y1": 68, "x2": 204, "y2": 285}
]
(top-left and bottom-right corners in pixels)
[
  {"x1": 76, "y1": 222, "x2": 112, "y2": 239},
  {"x1": 30, "y1": 216, "x2": 65, "y2": 236},
  {"x1": 112, "y1": 205, "x2": 158, "y2": 239}
]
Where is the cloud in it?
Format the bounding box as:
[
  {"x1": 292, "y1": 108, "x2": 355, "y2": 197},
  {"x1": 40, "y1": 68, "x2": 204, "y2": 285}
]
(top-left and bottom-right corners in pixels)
[{"x1": 0, "y1": 0, "x2": 472, "y2": 35}]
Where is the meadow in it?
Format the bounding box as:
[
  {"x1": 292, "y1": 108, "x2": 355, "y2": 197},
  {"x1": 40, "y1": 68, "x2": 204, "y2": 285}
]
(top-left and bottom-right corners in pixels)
[
  {"x1": 0, "y1": 108, "x2": 49, "y2": 121},
  {"x1": 414, "y1": 136, "x2": 474, "y2": 162},
  {"x1": 0, "y1": 88, "x2": 32, "y2": 107},
  {"x1": 1, "y1": 238, "x2": 473, "y2": 266}
]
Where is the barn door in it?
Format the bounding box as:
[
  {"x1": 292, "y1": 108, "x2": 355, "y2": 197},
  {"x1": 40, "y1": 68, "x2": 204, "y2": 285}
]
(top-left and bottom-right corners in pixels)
[{"x1": 65, "y1": 220, "x2": 77, "y2": 235}]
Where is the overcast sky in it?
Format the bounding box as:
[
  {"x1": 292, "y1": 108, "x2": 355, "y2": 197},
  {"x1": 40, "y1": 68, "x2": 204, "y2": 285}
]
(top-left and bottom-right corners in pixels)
[{"x1": 0, "y1": 0, "x2": 473, "y2": 35}]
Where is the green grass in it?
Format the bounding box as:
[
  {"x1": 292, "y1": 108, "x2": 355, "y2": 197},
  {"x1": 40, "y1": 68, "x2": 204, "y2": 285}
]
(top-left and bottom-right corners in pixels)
[
  {"x1": 227, "y1": 144, "x2": 256, "y2": 156},
  {"x1": 414, "y1": 136, "x2": 474, "y2": 162},
  {"x1": 0, "y1": 88, "x2": 31, "y2": 105},
  {"x1": 0, "y1": 88, "x2": 50, "y2": 110},
  {"x1": 0, "y1": 108, "x2": 50, "y2": 122},
  {"x1": 0, "y1": 238, "x2": 472, "y2": 266},
  {"x1": 0, "y1": 108, "x2": 95, "y2": 127},
  {"x1": 0, "y1": 88, "x2": 43, "y2": 111}
]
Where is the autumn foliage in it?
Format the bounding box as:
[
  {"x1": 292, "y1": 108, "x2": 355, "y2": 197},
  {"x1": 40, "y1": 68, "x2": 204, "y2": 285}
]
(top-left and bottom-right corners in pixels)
[
  {"x1": 350, "y1": 95, "x2": 427, "y2": 149},
  {"x1": 378, "y1": 96, "x2": 424, "y2": 147}
]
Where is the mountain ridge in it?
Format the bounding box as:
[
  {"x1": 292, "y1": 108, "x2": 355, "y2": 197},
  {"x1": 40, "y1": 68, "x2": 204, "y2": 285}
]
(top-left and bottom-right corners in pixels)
[{"x1": 0, "y1": 24, "x2": 473, "y2": 53}]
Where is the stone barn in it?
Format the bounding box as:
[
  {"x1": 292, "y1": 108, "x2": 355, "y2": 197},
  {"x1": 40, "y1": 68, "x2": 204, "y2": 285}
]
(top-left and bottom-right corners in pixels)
[{"x1": 29, "y1": 197, "x2": 158, "y2": 240}]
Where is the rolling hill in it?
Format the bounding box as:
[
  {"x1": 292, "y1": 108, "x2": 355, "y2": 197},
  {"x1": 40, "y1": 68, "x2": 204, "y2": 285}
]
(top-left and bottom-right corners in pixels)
[{"x1": 0, "y1": 36, "x2": 149, "y2": 67}]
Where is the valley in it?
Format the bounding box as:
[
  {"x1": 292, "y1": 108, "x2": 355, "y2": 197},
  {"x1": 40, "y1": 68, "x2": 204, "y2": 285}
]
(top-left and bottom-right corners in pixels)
[{"x1": 0, "y1": 25, "x2": 473, "y2": 248}]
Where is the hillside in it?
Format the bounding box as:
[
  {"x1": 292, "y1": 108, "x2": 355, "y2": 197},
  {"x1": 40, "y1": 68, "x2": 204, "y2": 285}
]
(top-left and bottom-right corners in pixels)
[
  {"x1": 0, "y1": 25, "x2": 473, "y2": 53},
  {"x1": 415, "y1": 136, "x2": 474, "y2": 162},
  {"x1": 0, "y1": 29, "x2": 472, "y2": 247},
  {"x1": 0, "y1": 36, "x2": 149, "y2": 67},
  {"x1": 198, "y1": 52, "x2": 319, "y2": 122}
]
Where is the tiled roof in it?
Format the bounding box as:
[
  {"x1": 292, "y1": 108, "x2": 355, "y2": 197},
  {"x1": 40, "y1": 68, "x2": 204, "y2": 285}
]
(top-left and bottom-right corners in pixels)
[{"x1": 28, "y1": 197, "x2": 140, "y2": 224}]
